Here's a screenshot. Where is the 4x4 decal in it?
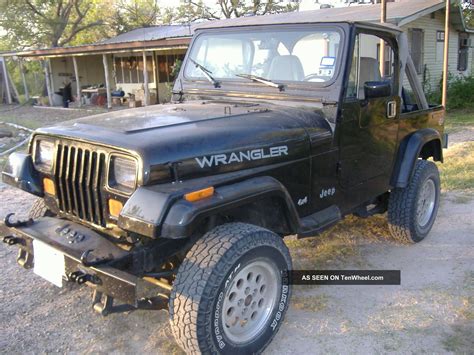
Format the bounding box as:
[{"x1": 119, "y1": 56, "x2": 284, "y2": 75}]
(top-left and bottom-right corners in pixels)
[{"x1": 195, "y1": 145, "x2": 288, "y2": 168}]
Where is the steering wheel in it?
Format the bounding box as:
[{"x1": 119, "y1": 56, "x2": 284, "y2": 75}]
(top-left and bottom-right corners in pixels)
[{"x1": 303, "y1": 73, "x2": 327, "y2": 82}]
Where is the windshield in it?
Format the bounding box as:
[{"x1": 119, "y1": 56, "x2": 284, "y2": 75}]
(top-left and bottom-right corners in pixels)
[{"x1": 184, "y1": 27, "x2": 342, "y2": 85}]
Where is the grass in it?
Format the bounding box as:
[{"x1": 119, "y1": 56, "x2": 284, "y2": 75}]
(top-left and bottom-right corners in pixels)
[
  {"x1": 0, "y1": 114, "x2": 46, "y2": 130},
  {"x1": 439, "y1": 142, "x2": 474, "y2": 191},
  {"x1": 445, "y1": 109, "x2": 474, "y2": 134},
  {"x1": 285, "y1": 214, "x2": 396, "y2": 270}
]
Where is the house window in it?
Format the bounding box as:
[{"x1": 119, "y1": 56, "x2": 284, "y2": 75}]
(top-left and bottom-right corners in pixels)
[
  {"x1": 458, "y1": 32, "x2": 470, "y2": 72},
  {"x1": 114, "y1": 55, "x2": 153, "y2": 84},
  {"x1": 410, "y1": 29, "x2": 424, "y2": 74},
  {"x1": 436, "y1": 31, "x2": 445, "y2": 42},
  {"x1": 436, "y1": 31, "x2": 445, "y2": 61}
]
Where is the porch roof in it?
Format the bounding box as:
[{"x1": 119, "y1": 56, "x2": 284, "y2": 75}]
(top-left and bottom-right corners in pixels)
[{"x1": 1, "y1": 25, "x2": 193, "y2": 58}]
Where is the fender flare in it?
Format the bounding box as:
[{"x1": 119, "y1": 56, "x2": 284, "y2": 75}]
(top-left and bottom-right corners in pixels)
[
  {"x1": 1, "y1": 153, "x2": 43, "y2": 197},
  {"x1": 160, "y1": 176, "x2": 300, "y2": 239},
  {"x1": 391, "y1": 128, "x2": 442, "y2": 188}
]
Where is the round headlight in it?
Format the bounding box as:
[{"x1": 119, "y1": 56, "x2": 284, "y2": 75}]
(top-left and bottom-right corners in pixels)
[
  {"x1": 109, "y1": 156, "x2": 137, "y2": 193},
  {"x1": 34, "y1": 139, "x2": 55, "y2": 172}
]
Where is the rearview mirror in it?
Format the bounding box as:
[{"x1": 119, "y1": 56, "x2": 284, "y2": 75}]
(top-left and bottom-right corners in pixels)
[{"x1": 364, "y1": 81, "x2": 392, "y2": 99}]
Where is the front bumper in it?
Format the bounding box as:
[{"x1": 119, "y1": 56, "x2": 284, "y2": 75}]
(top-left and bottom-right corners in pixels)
[{"x1": 0, "y1": 215, "x2": 170, "y2": 307}]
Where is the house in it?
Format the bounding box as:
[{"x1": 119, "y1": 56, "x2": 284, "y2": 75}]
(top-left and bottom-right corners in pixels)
[
  {"x1": 0, "y1": 25, "x2": 194, "y2": 107},
  {"x1": 0, "y1": 0, "x2": 472, "y2": 106},
  {"x1": 297, "y1": 0, "x2": 473, "y2": 92}
]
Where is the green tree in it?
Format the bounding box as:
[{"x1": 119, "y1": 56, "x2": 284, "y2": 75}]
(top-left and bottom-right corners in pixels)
[
  {"x1": 164, "y1": 0, "x2": 299, "y2": 24},
  {"x1": 110, "y1": 0, "x2": 161, "y2": 34},
  {"x1": 462, "y1": 0, "x2": 473, "y2": 29},
  {"x1": 0, "y1": 0, "x2": 107, "y2": 48}
]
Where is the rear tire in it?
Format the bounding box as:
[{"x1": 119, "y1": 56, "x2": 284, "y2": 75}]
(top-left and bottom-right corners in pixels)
[
  {"x1": 169, "y1": 223, "x2": 292, "y2": 354},
  {"x1": 388, "y1": 160, "x2": 440, "y2": 243},
  {"x1": 28, "y1": 198, "x2": 55, "y2": 219}
]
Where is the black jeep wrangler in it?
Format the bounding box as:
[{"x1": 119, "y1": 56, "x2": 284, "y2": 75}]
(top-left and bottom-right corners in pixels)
[{"x1": 1, "y1": 14, "x2": 446, "y2": 354}]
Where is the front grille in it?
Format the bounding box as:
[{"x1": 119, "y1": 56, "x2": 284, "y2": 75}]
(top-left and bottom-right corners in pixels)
[{"x1": 55, "y1": 143, "x2": 107, "y2": 227}]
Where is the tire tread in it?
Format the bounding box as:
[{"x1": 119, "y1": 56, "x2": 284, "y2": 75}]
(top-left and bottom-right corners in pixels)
[{"x1": 169, "y1": 223, "x2": 291, "y2": 354}]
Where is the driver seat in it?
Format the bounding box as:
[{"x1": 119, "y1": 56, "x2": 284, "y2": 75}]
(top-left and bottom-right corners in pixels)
[{"x1": 267, "y1": 55, "x2": 304, "y2": 81}]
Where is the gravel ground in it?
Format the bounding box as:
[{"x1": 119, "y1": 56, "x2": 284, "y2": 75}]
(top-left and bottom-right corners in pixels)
[
  {"x1": 0, "y1": 186, "x2": 472, "y2": 354},
  {"x1": 0, "y1": 106, "x2": 472, "y2": 354}
]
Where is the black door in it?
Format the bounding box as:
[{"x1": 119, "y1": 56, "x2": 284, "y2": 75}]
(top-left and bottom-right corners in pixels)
[{"x1": 338, "y1": 32, "x2": 400, "y2": 189}]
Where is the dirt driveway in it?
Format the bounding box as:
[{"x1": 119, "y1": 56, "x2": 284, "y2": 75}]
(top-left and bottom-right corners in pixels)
[{"x1": 1, "y1": 189, "x2": 472, "y2": 354}]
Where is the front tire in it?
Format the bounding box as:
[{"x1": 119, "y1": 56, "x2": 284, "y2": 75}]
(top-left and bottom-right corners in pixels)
[
  {"x1": 169, "y1": 223, "x2": 292, "y2": 354},
  {"x1": 28, "y1": 198, "x2": 55, "y2": 219},
  {"x1": 388, "y1": 160, "x2": 440, "y2": 243}
]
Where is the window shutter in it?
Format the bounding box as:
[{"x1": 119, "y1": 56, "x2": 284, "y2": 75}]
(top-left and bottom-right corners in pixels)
[{"x1": 410, "y1": 29, "x2": 424, "y2": 75}]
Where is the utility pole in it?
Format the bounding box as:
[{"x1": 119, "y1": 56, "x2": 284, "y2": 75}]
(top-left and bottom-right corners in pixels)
[
  {"x1": 379, "y1": 0, "x2": 387, "y2": 76},
  {"x1": 441, "y1": 0, "x2": 450, "y2": 108}
]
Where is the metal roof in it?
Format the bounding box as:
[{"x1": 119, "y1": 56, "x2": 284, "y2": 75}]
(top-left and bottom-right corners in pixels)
[
  {"x1": 99, "y1": 25, "x2": 194, "y2": 44},
  {"x1": 195, "y1": 0, "x2": 464, "y2": 30}
]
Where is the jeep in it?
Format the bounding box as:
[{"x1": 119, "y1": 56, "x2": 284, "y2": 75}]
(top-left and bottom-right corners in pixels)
[{"x1": 1, "y1": 14, "x2": 446, "y2": 354}]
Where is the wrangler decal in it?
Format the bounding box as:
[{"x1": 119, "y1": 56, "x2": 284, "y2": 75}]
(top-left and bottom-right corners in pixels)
[{"x1": 195, "y1": 146, "x2": 289, "y2": 168}]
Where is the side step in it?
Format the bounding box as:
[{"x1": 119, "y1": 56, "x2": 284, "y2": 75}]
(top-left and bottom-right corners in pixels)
[{"x1": 297, "y1": 205, "x2": 341, "y2": 238}]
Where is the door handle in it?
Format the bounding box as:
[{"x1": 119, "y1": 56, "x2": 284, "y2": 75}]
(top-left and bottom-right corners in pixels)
[{"x1": 387, "y1": 101, "x2": 397, "y2": 118}]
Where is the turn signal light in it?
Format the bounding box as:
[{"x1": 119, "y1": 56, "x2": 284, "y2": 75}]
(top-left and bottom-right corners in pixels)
[
  {"x1": 108, "y1": 199, "x2": 123, "y2": 217},
  {"x1": 43, "y1": 178, "x2": 55, "y2": 195},
  {"x1": 184, "y1": 187, "x2": 215, "y2": 202}
]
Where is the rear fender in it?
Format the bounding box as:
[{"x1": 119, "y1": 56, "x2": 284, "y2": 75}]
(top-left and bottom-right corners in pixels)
[{"x1": 391, "y1": 128, "x2": 442, "y2": 188}]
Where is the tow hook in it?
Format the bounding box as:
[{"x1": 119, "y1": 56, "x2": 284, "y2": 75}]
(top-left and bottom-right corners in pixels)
[
  {"x1": 3, "y1": 235, "x2": 24, "y2": 246},
  {"x1": 4, "y1": 213, "x2": 34, "y2": 228},
  {"x1": 68, "y1": 271, "x2": 100, "y2": 285}
]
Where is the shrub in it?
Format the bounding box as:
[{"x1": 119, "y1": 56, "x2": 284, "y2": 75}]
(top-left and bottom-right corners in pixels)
[
  {"x1": 427, "y1": 75, "x2": 474, "y2": 110},
  {"x1": 446, "y1": 75, "x2": 474, "y2": 110}
]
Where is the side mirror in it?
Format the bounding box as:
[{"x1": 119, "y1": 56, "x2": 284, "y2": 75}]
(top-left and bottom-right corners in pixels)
[{"x1": 364, "y1": 81, "x2": 392, "y2": 99}]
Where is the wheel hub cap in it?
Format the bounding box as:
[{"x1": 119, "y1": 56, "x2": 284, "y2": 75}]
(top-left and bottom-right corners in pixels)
[
  {"x1": 416, "y1": 178, "x2": 436, "y2": 227},
  {"x1": 221, "y1": 259, "x2": 279, "y2": 344}
]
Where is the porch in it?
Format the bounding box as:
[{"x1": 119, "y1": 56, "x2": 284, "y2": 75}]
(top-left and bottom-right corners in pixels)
[{"x1": 1, "y1": 25, "x2": 192, "y2": 109}]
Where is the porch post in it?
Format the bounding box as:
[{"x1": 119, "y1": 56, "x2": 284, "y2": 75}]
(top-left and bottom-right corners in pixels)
[
  {"x1": 19, "y1": 59, "x2": 30, "y2": 102},
  {"x1": 72, "y1": 56, "x2": 81, "y2": 107},
  {"x1": 142, "y1": 51, "x2": 150, "y2": 106},
  {"x1": 102, "y1": 54, "x2": 112, "y2": 109},
  {"x1": 1, "y1": 56, "x2": 12, "y2": 104},
  {"x1": 43, "y1": 59, "x2": 53, "y2": 106}
]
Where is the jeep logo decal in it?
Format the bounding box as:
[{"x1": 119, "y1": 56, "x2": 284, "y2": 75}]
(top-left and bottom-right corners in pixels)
[{"x1": 195, "y1": 145, "x2": 288, "y2": 168}]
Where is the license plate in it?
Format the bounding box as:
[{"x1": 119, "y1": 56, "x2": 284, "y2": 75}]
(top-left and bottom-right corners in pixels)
[{"x1": 33, "y1": 240, "x2": 65, "y2": 287}]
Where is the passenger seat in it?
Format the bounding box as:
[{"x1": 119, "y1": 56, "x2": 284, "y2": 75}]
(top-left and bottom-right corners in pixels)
[{"x1": 358, "y1": 57, "x2": 382, "y2": 99}]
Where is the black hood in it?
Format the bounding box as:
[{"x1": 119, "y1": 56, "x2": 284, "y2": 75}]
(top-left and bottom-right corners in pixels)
[{"x1": 36, "y1": 101, "x2": 332, "y2": 184}]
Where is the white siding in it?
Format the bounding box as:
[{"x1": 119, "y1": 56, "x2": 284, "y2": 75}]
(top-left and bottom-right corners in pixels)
[{"x1": 401, "y1": 10, "x2": 473, "y2": 93}]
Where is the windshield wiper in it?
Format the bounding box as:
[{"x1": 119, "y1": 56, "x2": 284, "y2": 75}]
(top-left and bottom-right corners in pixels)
[
  {"x1": 235, "y1": 73, "x2": 285, "y2": 92},
  {"x1": 189, "y1": 58, "x2": 221, "y2": 88}
]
